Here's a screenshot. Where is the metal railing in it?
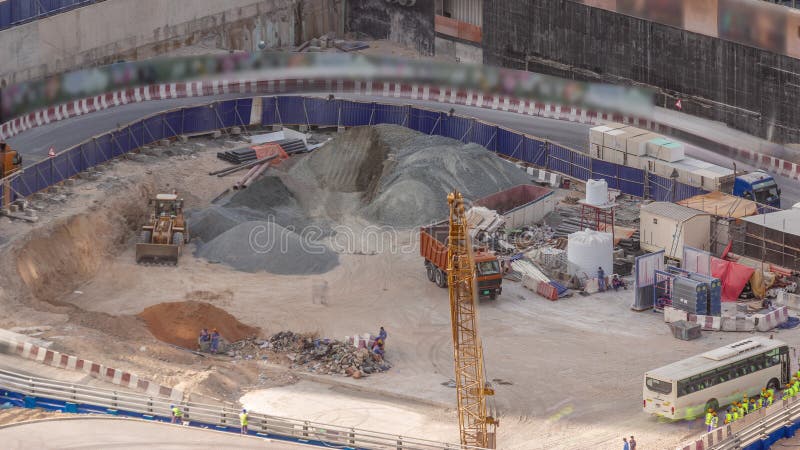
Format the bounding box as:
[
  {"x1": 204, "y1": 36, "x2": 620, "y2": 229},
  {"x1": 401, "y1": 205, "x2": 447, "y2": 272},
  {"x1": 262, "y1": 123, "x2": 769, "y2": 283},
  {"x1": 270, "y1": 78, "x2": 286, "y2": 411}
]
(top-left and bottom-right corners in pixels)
[
  {"x1": 675, "y1": 395, "x2": 800, "y2": 449},
  {"x1": 0, "y1": 369, "x2": 483, "y2": 450}
]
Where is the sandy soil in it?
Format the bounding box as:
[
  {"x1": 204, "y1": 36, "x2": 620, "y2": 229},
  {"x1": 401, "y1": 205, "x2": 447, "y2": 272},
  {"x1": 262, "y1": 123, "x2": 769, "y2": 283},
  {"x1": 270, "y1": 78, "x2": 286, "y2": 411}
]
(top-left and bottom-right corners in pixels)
[{"x1": 2, "y1": 131, "x2": 800, "y2": 450}]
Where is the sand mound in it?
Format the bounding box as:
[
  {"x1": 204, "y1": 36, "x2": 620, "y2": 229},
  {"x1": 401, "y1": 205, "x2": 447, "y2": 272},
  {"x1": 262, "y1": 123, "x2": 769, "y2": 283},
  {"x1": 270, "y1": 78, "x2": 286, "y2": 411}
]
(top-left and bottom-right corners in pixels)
[
  {"x1": 198, "y1": 221, "x2": 339, "y2": 274},
  {"x1": 138, "y1": 301, "x2": 259, "y2": 349}
]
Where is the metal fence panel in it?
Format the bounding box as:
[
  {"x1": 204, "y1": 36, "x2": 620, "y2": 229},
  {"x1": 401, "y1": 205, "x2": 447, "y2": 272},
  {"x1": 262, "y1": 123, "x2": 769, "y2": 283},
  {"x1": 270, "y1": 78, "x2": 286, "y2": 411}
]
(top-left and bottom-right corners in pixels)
[
  {"x1": 674, "y1": 181, "x2": 705, "y2": 202},
  {"x1": 127, "y1": 121, "x2": 144, "y2": 151},
  {"x1": 591, "y1": 159, "x2": 620, "y2": 190},
  {"x1": 495, "y1": 128, "x2": 523, "y2": 158},
  {"x1": 112, "y1": 129, "x2": 131, "y2": 158},
  {"x1": 276, "y1": 96, "x2": 307, "y2": 125},
  {"x1": 372, "y1": 103, "x2": 409, "y2": 126},
  {"x1": 572, "y1": 152, "x2": 591, "y2": 181},
  {"x1": 547, "y1": 144, "x2": 573, "y2": 177},
  {"x1": 142, "y1": 115, "x2": 165, "y2": 144},
  {"x1": 233, "y1": 98, "x2": 252, "y2": 126},
  {"x1": 261, "y1": 97, "x2": 279, "y2": 126},
  {"x1": 408, "y1": 108, "x2": 441, "y2": 135},
  {"x1": 619, "y1": 166, "x2": 645, "y2": 197},
  {"x1": 520, "y1": 137, "x2": 546, "y2": 166},
  {"x1": 163, "y1": 111, "x2": 184, "y2": 137},
  {"x1": 214, "y1": 100, "x2": 239, "y2": 128},
  {"x1": 51, "y1": 154, "x2": 69, "y2": 184},
  {"x1": 469, "y1": 121, "x2": 496, "y2": 151},
  {"x1": 95, "y1": 134, "x2": 115, "y2": 164},
  {"x1": 648, "y1": 173, "x2": 673, "y2": 201},
  {"x1": 182, "y1": 106, "x2": 216, "y2": 134},
  {"x1": 339, "y1": 101, "x2": 373, "y2": 126},
  {"x1": 303, "y1": 98, "x2": 338, "y2": 127},
  {"x1": 66, "y1": 146, "x2": 84, "y2": 176},
  {"x1": 439, "y1": 115, "x2": 471, "y2": 142}
]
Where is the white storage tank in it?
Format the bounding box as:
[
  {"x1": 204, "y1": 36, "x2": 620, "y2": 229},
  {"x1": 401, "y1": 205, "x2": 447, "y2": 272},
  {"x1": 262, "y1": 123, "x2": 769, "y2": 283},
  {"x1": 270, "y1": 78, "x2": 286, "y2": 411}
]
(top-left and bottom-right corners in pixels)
[
  {"x1": 585, "y1": 179, "x2": 608, "y2": 206},
  {"x1": 567, "y1": 229, "x2": 613, "y2": 277}
]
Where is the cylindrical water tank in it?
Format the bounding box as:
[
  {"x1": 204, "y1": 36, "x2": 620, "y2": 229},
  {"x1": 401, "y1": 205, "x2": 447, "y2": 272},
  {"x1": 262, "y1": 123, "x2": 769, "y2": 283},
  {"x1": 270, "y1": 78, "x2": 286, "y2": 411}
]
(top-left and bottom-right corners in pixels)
[
  {"x1": 567, "y1": 228, "x2": 613, "y2": 277},
  {"x1": 585, "y1": 179, "x2": 608, "y2": 206}
]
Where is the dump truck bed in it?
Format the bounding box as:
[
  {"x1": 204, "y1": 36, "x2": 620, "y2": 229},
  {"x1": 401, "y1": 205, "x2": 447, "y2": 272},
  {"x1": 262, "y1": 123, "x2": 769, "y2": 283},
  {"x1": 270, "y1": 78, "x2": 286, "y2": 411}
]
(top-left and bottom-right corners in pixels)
[{"x1": 420, "y1": 222, "x2": 449, "y2": 271}]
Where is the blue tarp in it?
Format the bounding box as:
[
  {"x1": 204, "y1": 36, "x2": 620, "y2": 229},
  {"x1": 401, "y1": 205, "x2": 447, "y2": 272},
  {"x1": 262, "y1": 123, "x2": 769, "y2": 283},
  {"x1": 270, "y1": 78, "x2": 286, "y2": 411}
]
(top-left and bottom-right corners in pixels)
[
  {"x1": 303, "y1": 98, "x2": 338, "y2": 127},
  {"x1": 439, "y1": 116, "x2": 471, "y2": 142},
  {"x1": 469, "y1": 122, "x2": 496, "y2": 150},
  {"x1": 275, "y1": 96, "x2": 307, "y2": 125},
  {"x1": 339, "y1": 101, "x2": 373, "y2": 126},
  {"x1": 408, "y1": 108, "x2": 441, "y2": 135}
]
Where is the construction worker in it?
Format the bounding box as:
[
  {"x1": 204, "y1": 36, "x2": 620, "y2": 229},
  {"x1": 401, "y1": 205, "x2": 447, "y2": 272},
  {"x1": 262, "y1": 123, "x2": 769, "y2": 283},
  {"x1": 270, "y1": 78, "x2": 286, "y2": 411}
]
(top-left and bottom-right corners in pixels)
[
  {"x1": 597, "y1": 266, "x2": 606, "y2": 291},
  {"x1": 793, "y1": 377, "x2": 800, "y2": 395},
  {"x1": 732, "y1": 403, "x2": 739, "y2": 422},
  {"x1": 210, "y1": 328, "x2": 221, "y2": 354},
  {"x1": 724, "y1": 407, "x2": 733, "y2": 425},
  {"x1": 767, "y1": 388, "x2": 775, "y2": 406},
  {"x1": 239, "y1": 408, "x2": 248, "y2": 435},
  {"x1": 750, "y1": 398, "x2": 757, "y2": 413},
  {"x1": 705, "y1": 408, "x2": 714, "y2": 432},
  {"x1": 377, "y1": 326, "x2": 387, "y2": 342},
  {"x1": 742, "y1": 396, "x2": 749, "y2": 415},
  {"x1": 783, "y1": 384, "x2": 792, "y2": 401},
  {"x1": 171, "y1": 404, "x2": 183, "y2": 424},
  {"x1": 711, "y1": 412, "x2": 719, "y2": 430},
  {"x1": 737, "y1": 401, "x2": 745, "y2": 419}
]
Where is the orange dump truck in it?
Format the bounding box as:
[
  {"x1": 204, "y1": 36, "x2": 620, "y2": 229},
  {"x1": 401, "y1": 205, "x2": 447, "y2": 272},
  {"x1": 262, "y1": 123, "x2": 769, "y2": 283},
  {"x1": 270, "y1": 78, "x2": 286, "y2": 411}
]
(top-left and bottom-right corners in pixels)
[{"x1": 420, "y1": 221, "x2": 502, "y2": 300}]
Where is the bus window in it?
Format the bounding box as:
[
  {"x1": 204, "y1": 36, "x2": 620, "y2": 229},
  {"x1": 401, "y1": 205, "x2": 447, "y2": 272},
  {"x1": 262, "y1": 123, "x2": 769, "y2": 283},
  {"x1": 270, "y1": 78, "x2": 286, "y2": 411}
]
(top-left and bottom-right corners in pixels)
[{"x1": 646, "y1": 377, "x2": 672, "y2": 395}]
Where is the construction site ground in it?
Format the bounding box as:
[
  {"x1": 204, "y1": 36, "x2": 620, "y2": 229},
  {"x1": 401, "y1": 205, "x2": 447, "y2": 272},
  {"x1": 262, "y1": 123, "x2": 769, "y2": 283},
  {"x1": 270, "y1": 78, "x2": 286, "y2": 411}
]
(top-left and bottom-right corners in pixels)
[{"x1": 2, "y1": 132, "x2": 800, "y2": 450}]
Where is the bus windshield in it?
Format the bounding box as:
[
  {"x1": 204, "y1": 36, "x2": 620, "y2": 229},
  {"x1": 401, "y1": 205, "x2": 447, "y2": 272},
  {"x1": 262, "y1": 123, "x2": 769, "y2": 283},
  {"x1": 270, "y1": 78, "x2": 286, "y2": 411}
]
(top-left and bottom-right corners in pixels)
[{"x1": 646, "y1": 377, "x2": 672, "y2": 395}]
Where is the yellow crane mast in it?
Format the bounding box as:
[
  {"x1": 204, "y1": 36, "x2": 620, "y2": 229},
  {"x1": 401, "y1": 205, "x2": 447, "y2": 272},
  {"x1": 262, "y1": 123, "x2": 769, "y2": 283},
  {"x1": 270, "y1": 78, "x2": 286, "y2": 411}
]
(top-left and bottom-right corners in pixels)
[{"x1": 446, "y1": 190, "x2": 497, "y2": 449}]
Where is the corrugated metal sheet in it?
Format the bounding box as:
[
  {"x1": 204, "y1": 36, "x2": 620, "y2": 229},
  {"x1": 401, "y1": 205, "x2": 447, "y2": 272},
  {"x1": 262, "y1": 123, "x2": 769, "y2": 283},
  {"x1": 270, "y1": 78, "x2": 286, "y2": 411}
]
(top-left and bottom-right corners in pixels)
[
  {"x1": 444, "y1": 0, "x2": 482, "y2": 27},
  {"x1": 641, "y1": 202, "x2": 709, "y2": 222}
]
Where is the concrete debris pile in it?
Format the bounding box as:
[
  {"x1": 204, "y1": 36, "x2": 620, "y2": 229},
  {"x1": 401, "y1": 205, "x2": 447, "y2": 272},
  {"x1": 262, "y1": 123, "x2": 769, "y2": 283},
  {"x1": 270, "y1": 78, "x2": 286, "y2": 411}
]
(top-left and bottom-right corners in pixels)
[{"x1": 228, "y1": 331, "x2": 390, "y2": 377}]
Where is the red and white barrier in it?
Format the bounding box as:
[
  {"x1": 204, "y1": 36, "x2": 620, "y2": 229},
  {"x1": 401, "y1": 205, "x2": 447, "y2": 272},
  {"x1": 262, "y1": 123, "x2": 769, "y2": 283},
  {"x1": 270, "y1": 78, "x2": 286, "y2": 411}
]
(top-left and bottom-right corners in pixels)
[
  {"x1": 1, "y1": 332, "x2": 182, "y2": 401},
  {"x1": 687, "y1": 313, "x2": 722, "y2": 331},
  {"x1": 755, "y1": 305, "x2": 789, "y2": 331}
]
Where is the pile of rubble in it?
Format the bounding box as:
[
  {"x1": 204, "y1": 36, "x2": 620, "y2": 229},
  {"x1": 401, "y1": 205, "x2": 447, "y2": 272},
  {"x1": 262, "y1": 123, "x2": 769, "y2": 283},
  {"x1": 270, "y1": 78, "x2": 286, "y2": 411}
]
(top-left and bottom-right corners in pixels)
[{"x1": 227, "y1": 331, "x2": 390, "y2": 378}]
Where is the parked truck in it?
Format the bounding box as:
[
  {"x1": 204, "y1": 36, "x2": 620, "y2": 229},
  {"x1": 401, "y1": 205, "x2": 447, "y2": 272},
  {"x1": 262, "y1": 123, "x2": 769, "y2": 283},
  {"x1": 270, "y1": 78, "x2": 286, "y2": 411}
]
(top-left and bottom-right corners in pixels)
[{"x1": 420, "y1": 221, "x2": 502, "y2": 300}]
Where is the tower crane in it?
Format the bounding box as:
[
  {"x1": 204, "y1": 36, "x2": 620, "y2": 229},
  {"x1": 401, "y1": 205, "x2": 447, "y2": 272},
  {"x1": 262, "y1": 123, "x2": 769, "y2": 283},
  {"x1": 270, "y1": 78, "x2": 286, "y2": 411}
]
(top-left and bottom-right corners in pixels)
[{"x1": 446, "y1": 190, "x2": 498, "y2": 449}]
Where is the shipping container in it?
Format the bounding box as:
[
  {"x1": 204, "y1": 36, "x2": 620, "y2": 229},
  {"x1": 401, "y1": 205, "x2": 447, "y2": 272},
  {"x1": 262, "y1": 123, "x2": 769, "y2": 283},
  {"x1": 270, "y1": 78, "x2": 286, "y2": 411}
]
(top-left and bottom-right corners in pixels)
[{"x1": 474, "y1": 184, "x2": 556, "y2": 229}]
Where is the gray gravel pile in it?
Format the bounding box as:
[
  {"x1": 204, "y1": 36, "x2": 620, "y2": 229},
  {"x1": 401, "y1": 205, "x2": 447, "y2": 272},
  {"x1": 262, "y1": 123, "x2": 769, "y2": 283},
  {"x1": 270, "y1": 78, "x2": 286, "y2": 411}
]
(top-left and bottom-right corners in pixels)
[
  {"x1": 362, "y1": 133, "x2": 530, "y2": 227},
  {"x1": 187, "y1": 205, "x2": 248, "y2": 244},
  {"x1": 197, "y1": 221, "x2": 338, "y2": 274}
]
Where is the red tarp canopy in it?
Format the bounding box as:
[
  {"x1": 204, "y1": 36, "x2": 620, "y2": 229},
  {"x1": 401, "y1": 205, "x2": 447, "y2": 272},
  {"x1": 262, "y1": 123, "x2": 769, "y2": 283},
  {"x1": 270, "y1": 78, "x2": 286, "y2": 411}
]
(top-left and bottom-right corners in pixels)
[{"x1": 711, "y1": 257, "x2": 755, "y2": 301}]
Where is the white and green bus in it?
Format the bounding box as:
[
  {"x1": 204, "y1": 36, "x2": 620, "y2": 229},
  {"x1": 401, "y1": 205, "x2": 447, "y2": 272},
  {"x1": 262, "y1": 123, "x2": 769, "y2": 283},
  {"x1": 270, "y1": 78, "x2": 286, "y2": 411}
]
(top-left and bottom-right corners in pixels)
[{"x1": 643, "y1": 337, "x2": 798, "y2": 420}]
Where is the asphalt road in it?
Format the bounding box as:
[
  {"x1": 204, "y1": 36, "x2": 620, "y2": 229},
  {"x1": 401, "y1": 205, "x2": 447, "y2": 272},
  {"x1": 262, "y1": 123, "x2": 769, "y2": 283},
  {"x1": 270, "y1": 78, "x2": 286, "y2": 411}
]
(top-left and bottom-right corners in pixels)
[
  {"x1": 7, "y1": 92, "x2": 799, "y2": 206},
  {"x1": 0, "y1": 417, "x2": 311, "y2": 449}
]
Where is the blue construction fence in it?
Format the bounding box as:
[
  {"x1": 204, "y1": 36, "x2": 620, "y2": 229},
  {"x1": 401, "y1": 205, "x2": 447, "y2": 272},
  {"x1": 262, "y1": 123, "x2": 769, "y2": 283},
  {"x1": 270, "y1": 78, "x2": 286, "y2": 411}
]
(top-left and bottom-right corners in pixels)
[
  {"x1": 0, "y1": 0, "x2": 98, "y2": 30},
  {"x1": 1, "y1": 96, "x2": 705, "y2": 204}
]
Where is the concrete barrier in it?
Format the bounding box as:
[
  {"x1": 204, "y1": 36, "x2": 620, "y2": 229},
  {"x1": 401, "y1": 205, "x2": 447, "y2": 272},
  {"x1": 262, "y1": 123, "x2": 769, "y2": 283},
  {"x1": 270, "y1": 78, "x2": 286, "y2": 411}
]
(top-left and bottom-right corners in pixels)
[{"x1": 0, "y1": 328, "x2": 182, "y2": 401}]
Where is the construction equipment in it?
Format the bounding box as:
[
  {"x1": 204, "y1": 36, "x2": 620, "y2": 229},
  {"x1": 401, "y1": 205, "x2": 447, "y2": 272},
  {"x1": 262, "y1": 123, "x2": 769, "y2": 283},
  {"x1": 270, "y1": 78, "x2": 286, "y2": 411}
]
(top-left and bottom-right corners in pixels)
[
  {"x1": 420, "y1": 222, "x2": 502, "y2": 300},
  {"x1": 135, "y1": 193, "x2": 189, "y2": 264},
  {"x1": 0, "y1": 143, "x2": 21, "y2": 178},
  {"x1": 446, "y1": 190, "x2": 498, "y2": 448}
]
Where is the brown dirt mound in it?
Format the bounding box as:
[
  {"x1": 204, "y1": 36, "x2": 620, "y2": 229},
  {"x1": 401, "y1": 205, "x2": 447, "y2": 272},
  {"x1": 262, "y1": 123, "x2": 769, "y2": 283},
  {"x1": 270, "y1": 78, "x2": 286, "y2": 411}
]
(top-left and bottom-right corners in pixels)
[{"x1": 138, "y1": 301, "x2": 259, "y2": 349}]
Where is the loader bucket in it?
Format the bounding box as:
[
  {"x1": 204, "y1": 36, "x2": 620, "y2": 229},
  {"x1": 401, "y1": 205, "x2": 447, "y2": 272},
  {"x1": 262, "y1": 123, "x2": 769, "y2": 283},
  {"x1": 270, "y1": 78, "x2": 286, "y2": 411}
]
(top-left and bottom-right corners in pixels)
[{"x1": 135, "y1": 243, "x2": 181, "y2": 265}]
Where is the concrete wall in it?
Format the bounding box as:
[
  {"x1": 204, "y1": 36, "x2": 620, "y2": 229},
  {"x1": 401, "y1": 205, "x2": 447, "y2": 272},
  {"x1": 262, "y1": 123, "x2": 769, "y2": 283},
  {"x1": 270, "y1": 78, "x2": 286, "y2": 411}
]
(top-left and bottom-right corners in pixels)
[
  {"x1": 346, "y1": 0, "x2": 434, "y2": 56},
  {"x1": 0, "y1": 0, "x2": 341, "y2": 85},
  {"x1": 434, "y1": 37, "x2": 482, "y2": 63},
  {"x1": 482, "y1": 0, "x2": 800, "y2": 144}
]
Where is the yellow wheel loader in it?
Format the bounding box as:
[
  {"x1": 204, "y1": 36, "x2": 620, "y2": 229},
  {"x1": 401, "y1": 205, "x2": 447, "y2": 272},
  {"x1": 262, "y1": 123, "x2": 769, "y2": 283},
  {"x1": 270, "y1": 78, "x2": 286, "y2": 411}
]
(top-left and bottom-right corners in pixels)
[{"x1": 136, "y1": 193, "x2": 189, "y2": 264}]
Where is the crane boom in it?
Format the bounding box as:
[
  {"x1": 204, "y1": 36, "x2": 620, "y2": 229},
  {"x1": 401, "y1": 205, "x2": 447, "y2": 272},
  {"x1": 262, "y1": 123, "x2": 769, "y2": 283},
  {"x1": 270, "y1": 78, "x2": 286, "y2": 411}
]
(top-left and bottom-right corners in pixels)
[{"x1": 446, "y1": 191, "x2": 497, "y2": 449}]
